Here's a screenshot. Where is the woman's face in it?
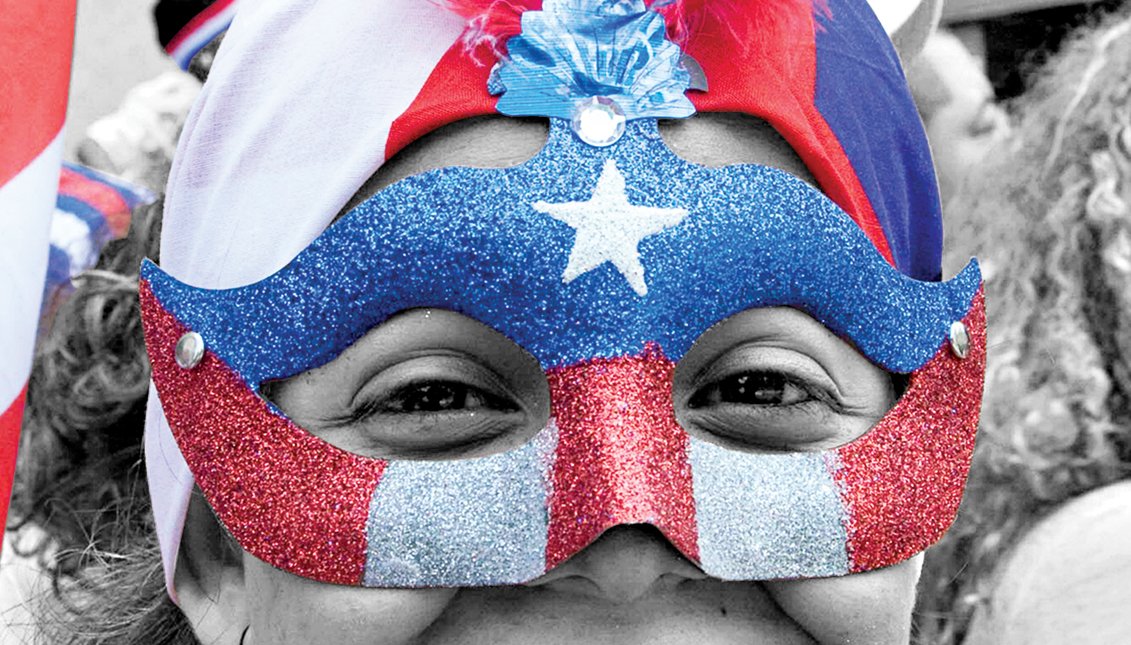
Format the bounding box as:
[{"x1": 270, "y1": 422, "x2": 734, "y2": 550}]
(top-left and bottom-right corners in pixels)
[
  {"x1": 183, "y1": 114, "x2": 921, "y2": 645},
  {"x1": 908, "y1": 32, "x2": 1011, "y2": 206}
]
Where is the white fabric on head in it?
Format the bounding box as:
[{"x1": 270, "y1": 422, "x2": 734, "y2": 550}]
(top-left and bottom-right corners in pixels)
[{"x1": 144, "y1": 0, "x2": 466, "y2": 601}]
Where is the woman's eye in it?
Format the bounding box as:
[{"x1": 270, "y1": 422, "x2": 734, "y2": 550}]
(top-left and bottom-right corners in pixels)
[
  {"x1": 680, "y1": 369, "x2": 845, "y2": 451},
  {"x1": 673, "y1": 307, "x2": 898, "y2": 453},
  {"x1": 367, "y1": 380, "x2": 513, "y2": 415},
  {"x1": 678, "y1": 353, "x2": 858, "y2": 452},
  {"x1": 693, "y1": 372, "x2": 809, "y2": 407},
  {"x1": 317, "y1": 369, "x2": 532, "y2": 459},
  {"x1": 263, "y1": 309, "x2": 551, "y2": 460}
]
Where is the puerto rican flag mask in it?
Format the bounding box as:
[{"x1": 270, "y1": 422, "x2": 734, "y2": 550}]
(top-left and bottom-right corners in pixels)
[{"x1": 141, "y1": 0, "x2": 984, "y2": 587}]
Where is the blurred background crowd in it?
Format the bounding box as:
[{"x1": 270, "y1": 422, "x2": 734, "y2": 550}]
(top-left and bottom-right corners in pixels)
[{"x1": 3, "y1": 0, "x2": 1130, "y2": 643}]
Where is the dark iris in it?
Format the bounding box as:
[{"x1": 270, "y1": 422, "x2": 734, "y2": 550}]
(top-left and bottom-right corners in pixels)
[
  {"x1": 394, "y1": 382, "x2": 466, "y2": 412},
  {"x1": 718, "y1": 373, "x2": 788, "y2": 405}
]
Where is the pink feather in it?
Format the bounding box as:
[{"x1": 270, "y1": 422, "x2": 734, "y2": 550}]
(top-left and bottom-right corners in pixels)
[
  {"x1": 443, "y1": 0, "x2": 542, "y2": 60},
  {"x1": 442, "y1": 0, "x2": 825, "y2": 61}
]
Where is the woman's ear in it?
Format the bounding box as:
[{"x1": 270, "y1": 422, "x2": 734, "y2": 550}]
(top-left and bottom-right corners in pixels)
[{"x1": 174, "y1": 490, "x2": 249, "y2": 645}]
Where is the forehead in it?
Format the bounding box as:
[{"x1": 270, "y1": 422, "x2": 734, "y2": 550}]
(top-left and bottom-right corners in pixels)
[{"x1": 339, "y1": 113, "x2": 818, "y2": 217}]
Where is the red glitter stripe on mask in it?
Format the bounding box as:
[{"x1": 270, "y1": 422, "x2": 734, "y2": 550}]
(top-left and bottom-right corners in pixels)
[
  {"x1": 544, "y1": 343, "x2": 699, "y2": 569},
  {"x1": 834, "y1": 288, "x2": 985, "y2": 571},
  {"x1": 140, "y1": 279, "x2": 384, "y2": 585}
]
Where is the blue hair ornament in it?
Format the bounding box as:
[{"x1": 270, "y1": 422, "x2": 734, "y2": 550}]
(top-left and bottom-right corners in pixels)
[{"x1": 490, "y1": 0, "x2": 697, "y2": 134}]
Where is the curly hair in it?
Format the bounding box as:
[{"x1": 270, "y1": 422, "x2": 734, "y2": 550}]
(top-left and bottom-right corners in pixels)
[
  {"x1": 8, "y1": 196, "x2": 163, "y2": 579},
  {"x1": 32, "y1": 527, "x2": 199, "y2": 645},
  {"x1": 915, "y1": 10, "x2": 1131, "y2": 644}
]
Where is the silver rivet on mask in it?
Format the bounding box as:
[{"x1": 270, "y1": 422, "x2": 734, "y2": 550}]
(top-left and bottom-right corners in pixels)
[
  {"x1": 681, "y1": 53, "x2": 709, "y2": 91},
  {"x1": 949, "y1": 321, "x2": 970, "y2": 359},
  {"x1": 571, "y1": 97, "x2": 626, "y2": 147},
  {"x1": 175, "y1": 331, "x2": 205, "y2": 369}
]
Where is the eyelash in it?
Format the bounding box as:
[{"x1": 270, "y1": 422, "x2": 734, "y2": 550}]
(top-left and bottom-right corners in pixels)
[
  {"x1": 350, "y1": 379, "x2": 517, "y2": 421},
  {"x1": 678, "y1": 366, "x2": 859, "y2": 452},
  {"x1": 687, "y1": 370, "x2": 826, "y2": 410}
]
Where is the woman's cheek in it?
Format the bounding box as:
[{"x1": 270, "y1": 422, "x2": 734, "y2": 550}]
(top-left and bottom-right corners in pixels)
[
  {"x1": 244, "y1": 554, "x2": 459, "y2": 645},
  {"x1": 762, "y1": 554, "x2": 923, "y2": 644}
]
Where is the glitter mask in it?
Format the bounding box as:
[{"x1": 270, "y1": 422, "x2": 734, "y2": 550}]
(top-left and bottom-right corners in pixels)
[
  {"x1": 141, "y1": 115, "x2": 984, "y2": 586},
  {"x1": 143, "y1": 0, "x2": 984, "y2": 586}
]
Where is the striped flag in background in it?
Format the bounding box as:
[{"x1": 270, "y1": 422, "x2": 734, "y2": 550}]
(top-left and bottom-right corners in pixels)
[
  {"x1": 40, "y1": 162, "x2": 156, "y2": 338},
  {"x1": 156, "y1": 0, "x2": 240, "y2": 71},
  {"x1": 0, "y1": 0, "x2": 79, "y2": 542}
]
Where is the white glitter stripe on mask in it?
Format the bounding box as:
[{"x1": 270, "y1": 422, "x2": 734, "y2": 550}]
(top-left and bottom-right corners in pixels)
[
  {"x1": 363, "y1": 424, "x2": 558, "y2": 586},
  {"x1": 690, "y1": 438, "x2": 849, "y2": 579}
]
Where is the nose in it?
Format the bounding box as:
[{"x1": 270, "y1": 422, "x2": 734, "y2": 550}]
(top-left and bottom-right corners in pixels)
[
  {"x1": 544, "y1": 345, "x2": 701, "y2": 569},
  {"x1": 527, "y1": 524, "x2": 709, "y2": 603}
]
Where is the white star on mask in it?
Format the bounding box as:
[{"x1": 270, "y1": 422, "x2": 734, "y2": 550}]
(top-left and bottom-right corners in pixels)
[{"x1": 534, "y1": 159, "x2": 689, "y2": 296}]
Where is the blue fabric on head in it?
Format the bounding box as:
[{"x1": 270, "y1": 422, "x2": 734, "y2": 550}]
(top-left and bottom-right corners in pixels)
[{"x1": 815, "y1": 0, "x2": 944, "y2": 282}]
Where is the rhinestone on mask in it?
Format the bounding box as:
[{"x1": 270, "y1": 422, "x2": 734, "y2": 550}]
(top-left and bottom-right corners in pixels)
[
  {"x1": 571, "y1": 97, "x2": 626, "y2": 147},
  {"x1": 948, "y1": 321, "x2": 970, "y2": 359},
  {"x1": 175, "y1": 331, "x2": 205, "y2": 369}
]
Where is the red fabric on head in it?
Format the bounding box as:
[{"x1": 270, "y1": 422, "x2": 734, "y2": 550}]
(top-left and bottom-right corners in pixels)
[
  {"x1": 655, "y1": 0, "x2": 822, "y2": 51},
  {"x1": 385, "y1": 44, "x2": 498, "y2": 162},
  {"x1": 682, "y1": 2, "x2": 895, "y2": 265}
]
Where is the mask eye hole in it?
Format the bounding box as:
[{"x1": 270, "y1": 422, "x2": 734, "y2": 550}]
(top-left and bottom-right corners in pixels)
[
  {"x1": 672, "y1": 306, "x2": 899, "y2": 453},
  {"x1": 260, "y1": 308, "x2": 551, "y2": 461}
]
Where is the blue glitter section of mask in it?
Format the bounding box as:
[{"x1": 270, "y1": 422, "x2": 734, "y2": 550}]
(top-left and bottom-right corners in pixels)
[
  {"x1": 689, "y1": 438, "x2": 849, "y2": 579},
  {"x1": 141, "y1": 118, "x2": 981, "y2": 388},
  {"x1": 494, "y1": 0, "x2": 695, "y2": 120},
  {"x1": 363, "y1": 425, "x2": 555, "y2": 586}
]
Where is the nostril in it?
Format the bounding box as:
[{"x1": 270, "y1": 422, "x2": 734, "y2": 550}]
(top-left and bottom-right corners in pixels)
[{"x1": 526, "y1": 524, "x2": 709, "y2": 603}]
